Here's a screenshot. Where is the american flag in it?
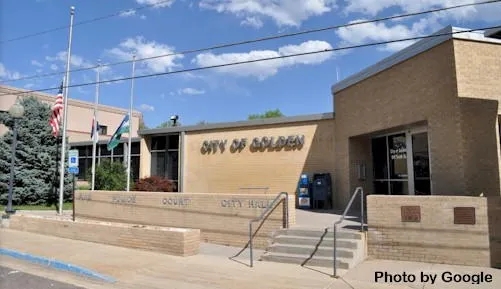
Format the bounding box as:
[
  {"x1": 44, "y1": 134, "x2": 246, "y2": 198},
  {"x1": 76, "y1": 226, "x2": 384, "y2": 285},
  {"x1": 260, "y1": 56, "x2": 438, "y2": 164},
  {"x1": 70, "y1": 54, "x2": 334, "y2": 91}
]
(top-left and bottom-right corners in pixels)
[{"x1": 49, "y1": 83, "x2": 64, "y2": 137}]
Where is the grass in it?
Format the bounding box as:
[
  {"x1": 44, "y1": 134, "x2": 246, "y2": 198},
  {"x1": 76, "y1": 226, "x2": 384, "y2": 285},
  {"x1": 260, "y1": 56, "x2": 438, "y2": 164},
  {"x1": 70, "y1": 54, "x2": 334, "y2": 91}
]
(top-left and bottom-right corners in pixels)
[{"x1": 1, "y1": 202, "x2": 73, "y2": 211}]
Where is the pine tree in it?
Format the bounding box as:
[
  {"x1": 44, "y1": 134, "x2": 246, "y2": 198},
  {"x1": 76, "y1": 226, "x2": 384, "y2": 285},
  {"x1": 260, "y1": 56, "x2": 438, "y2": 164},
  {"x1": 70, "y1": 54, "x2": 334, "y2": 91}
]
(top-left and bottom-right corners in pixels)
[{"x1": 0, "y1": 96, "x2": 72, "y2": 206}]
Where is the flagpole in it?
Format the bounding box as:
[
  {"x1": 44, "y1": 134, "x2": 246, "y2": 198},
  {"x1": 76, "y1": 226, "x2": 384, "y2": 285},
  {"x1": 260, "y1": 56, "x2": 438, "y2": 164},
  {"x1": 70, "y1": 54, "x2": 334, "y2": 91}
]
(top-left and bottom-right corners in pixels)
[
  {"x1": 91, "y1": 60, "x2": 100, "y2": 191},
  {"x1": 58, "y1": 6, "x2": 75, "y2": 215},
  {"x1": 126, "y1": 54, "x2": 136, "y2": 192}
]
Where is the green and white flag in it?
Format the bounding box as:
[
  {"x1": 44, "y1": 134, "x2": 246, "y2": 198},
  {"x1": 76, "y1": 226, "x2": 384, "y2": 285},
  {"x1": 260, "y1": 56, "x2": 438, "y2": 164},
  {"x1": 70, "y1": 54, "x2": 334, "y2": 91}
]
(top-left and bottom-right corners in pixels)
[{"x1": 107, "y1": 114, "x2": 130, "y2": 151}]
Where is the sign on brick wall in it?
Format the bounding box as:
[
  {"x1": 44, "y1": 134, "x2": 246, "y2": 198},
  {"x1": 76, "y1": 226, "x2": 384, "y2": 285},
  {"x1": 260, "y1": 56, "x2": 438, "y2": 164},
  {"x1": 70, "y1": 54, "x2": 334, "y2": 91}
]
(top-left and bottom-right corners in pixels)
[
  {"x1": 454, "y1": 207, "x2": 476, "y2": 225},
  {"x1": 401, "y1": 206, "x2": 421, "y2": 222}
]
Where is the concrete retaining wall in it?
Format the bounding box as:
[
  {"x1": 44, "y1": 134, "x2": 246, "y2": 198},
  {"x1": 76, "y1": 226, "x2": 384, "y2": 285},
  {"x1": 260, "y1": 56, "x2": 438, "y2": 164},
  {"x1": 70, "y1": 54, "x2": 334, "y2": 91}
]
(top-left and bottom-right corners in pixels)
[
  {"x1": 8, "y1": 214, "x2": 200, "y2": 256},
  {"x1": 75, "y1": 190, "x2": 295, "y2": 249}
]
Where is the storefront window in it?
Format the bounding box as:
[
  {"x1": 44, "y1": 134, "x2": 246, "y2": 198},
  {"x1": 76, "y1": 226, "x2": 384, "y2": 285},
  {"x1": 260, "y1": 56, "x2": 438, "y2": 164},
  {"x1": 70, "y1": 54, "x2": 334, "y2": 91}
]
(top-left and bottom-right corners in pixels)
[
  {"x1": 388, "y1": 133, "x2": 407, "y2": 179},
  {"x1": 150, "y1": 134, "x2": 180, "y2": 190},
  {"x1": 72, "y1": 141, "x2": 141, "y2": 182}
]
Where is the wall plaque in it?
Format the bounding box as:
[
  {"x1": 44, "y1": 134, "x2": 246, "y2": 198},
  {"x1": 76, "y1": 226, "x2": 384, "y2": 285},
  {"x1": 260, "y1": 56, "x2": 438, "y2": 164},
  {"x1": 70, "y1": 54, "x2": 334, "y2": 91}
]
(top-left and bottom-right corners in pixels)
[
  {"x1": 401, "y1": 206, "x2": 421, "y2": 222},
  {"x1": 454, "y1": 207, "x2": 476, "y2": 225}
]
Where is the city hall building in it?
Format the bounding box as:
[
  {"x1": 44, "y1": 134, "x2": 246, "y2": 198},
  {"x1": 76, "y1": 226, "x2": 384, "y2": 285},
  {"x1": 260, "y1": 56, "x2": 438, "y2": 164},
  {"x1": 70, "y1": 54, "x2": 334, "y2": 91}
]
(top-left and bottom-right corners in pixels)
[
  {"x1": 2, "y1": 25, "x2": 501, "y2": 208},
  {"x1": 137, "y1": 26, "x2": 501, "y2": 208}
]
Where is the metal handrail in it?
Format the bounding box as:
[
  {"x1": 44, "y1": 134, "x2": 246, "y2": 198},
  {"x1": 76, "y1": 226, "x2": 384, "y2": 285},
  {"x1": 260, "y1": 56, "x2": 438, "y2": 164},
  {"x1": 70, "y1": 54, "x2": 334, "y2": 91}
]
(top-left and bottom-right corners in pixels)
[
  {"x1": 332, "y1": 187, "x2": 364, "y2": 278},
  {"x1": 249, "y1": 192, "x2": 289, "y2": 267}
]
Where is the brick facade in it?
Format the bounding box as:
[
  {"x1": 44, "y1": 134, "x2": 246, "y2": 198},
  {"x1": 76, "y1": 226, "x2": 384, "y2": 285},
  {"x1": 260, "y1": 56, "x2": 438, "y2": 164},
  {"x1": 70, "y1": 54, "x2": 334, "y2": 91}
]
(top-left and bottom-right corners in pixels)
[
  {"x1": 182, "y1": 119, "x2": 335, "y2": 196},
  {"x1": 75, "y1": 191, "x2": 295, "y2": 249},
  {"x1": 8, "y1": 214, "x2": 200, "y2": 256},
  {"x1": 334, "y1": 38, "x2": 501, "y2": 208},
  {"x1": 367, "y1": 195, "x2": 501, "y2": 267}
]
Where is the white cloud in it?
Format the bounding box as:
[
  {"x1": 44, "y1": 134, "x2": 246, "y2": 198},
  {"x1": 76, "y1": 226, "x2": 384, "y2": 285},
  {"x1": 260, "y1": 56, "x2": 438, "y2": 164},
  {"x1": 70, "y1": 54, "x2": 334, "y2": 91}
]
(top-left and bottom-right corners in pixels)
[
  {"x1": 0, "y1": 63, "x2": 22, "y2": 80},
  {"x1": 106, "y1": 36, "x2": 183, "y2": 73},
  {"x1": 31, "y1": 60, "x2": 43, "y2": 67},
  {"x1": 192, "y1": 40, "x2": 333, "y2": 80},
  {"x1": 136, "y1": 0, "x2": 175, "y2": 8},
  {"x1": 336, "y1": 17, "x2": 441, "y2": 52},
  {"x1": 140, "y1": 14, "x2": 147, "y2": 20},
  {"x1": 241, "y1": 16, "x2": 263, "y2": 28},
  {"x1": 120, "y1": 9, "x2": 136, "y2": 17},
  {"x1": 50, "y1": 64, "x2": 58, "y2": 71},
  {"x1": 344, "y1": 0, "x2": 501, "y2": 23},
  {"x1": 139, "y1": 103, "x2": 155, "y2": 111},
  {"x1": 24, "y1": 83, "x2": 35, "y2": 89},
  {"x1": 199, "y1": 0, "x2": 336, "y2": 27},
  {"x1": 178, "y1": 87, "x2": 206, "y2": 95},
  {"x1": 46, "y1": 51, "x2": 93, "y2": 69}
]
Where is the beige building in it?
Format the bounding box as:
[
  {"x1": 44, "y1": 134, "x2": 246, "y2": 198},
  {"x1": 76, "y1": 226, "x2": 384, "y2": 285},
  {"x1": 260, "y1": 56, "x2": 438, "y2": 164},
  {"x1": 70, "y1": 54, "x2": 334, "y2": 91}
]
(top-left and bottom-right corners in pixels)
[
  {"x1": 2, "y1": 25, "x2": 500, "y2": 209},
  {"x1": 137, "y1": 26, "x2": 501, "y2": 209},
  {"x1": 0, "y1": 85, "x2": 143, "y2": 181}
]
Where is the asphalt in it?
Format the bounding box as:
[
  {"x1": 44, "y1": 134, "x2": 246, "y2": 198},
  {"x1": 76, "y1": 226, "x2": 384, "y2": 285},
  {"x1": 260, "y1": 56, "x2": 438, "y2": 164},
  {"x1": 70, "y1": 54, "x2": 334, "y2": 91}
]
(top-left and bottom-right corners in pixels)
[{"x1": 0, "y1": 265, "x2": 85, "y2": 289}]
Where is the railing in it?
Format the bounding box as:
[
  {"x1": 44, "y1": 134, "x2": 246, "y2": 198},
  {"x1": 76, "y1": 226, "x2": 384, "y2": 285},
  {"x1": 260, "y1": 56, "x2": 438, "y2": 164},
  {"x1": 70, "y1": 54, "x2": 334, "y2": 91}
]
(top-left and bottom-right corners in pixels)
[
  {"x1": 249, "y1": 192, "x2": 289, "y2": 267},
  {"x1": 332, "y1": 187, "x2": 364, "y2": 278}
]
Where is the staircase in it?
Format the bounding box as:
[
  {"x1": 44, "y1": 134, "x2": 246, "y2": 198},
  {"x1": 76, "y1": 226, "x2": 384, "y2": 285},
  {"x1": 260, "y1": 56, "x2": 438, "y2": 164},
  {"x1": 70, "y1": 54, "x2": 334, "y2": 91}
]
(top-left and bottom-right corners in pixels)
[{"x1": 260, "y1": 227, "x2": 366, "y2": 270}]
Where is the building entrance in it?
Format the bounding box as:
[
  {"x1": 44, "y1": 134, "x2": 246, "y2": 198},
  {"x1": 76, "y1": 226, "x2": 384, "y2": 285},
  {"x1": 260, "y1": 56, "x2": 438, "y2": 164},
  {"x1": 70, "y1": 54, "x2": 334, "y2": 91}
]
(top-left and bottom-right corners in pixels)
[{"x1": 371, "y1": 129, "x2": 431, "y2": 195}]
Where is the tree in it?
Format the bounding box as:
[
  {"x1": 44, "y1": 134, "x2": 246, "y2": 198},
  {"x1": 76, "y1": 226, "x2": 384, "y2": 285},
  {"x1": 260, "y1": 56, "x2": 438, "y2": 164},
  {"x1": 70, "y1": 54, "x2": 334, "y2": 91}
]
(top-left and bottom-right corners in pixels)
[
  {"x1": 157, "y1": 120, "x2": 181, "y2": 128},
  {"x1": 0, "y1": 96, "x2": 72, "y2": 206},
  {"x1": 89, "y1": 159, "x2": 127, "y2": 191},
  {"x1": 248, "y1": 109, "x2": 285, "y2": 120}
]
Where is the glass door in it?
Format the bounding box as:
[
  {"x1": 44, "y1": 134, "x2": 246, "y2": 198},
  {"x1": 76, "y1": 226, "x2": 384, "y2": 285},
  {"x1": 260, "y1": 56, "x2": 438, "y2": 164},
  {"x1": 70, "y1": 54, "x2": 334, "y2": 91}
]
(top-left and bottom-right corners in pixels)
[
  {"x1": 411, "y1": 132, "x2": 431, "y2": 195},
  {"x1": 371, "y1": 130, "x2": 431, "y2": 195}
]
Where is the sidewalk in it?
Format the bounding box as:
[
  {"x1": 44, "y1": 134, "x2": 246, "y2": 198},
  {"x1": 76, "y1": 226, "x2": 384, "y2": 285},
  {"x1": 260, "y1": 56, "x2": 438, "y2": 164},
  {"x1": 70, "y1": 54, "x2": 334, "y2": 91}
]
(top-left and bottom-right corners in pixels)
[{"x1": 1, "y1": 229, "x2": 500, "y2": 289}]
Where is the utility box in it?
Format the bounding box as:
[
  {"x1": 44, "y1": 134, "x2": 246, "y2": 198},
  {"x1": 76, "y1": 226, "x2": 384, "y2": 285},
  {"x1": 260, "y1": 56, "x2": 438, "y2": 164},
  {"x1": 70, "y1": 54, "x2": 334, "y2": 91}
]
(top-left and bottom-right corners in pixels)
[
  {"x1": 297, "y1": 174, "x2": 311, "y2": 209},
  {"x1": 312, "y1": 173, "x2": 332, "y2": 209}
]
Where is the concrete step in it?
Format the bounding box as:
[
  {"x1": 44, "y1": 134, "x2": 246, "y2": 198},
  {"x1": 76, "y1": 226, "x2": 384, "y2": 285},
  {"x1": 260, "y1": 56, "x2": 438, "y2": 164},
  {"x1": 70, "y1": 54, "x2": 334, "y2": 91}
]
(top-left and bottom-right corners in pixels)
[
  {"x1": 274, "y1": 235, "x2": 358, "y2": 249},
  {"x1": 267, "y1": 243, "x2": 354, "y2": 258},
  {"x1": 260, "y1": 252, "x2": 350, "y2": 269},
  {"x1": 278, "y1": 228, "x2": 362, "y2": 240}
]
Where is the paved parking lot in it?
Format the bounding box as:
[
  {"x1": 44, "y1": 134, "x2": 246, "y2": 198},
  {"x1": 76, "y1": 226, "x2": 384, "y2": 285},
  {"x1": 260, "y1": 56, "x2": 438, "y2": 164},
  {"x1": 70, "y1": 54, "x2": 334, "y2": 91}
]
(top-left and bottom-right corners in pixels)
[{"x1": 0, "y1": 265, "x2": 85, "y2": 289}]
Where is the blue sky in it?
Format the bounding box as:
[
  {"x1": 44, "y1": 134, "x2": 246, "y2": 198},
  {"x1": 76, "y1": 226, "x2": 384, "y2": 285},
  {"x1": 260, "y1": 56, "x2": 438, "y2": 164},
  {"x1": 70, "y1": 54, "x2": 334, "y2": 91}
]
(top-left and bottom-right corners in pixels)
[{"x1": 1, "y1": 0, "x2": 500, "y2": 128}]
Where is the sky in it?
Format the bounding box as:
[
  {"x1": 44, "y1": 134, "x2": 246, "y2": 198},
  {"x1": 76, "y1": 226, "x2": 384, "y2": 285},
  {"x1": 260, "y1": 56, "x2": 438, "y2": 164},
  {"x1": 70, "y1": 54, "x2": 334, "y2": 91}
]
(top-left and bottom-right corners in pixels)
[{"x1": 0, "y1": 0, "x2": 500, "y2": 128}]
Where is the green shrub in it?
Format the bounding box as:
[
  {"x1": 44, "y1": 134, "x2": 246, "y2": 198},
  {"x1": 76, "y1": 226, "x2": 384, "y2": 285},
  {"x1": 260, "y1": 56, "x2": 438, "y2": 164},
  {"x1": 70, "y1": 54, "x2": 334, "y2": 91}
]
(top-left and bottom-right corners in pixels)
[
  {"x1": 88, "y1": 160, "x2": 127, "y2": 191},
  {"x1": 134, "y1": 176, "x2": 176, "y2": 192},
  {"x1": 77, "y1": 183, "x2": 91, "y2": 190}
]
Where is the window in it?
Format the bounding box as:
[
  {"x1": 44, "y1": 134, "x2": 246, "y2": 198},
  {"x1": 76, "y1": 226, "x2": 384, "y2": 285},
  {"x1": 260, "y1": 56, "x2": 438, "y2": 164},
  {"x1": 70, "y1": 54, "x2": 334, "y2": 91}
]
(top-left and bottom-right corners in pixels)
[
  {"x1": 150, "y1": 134, "x2": 179, "y2": 190},
  {"x1": 99, "y1": 125, "x2": 108, "y2": 135}
]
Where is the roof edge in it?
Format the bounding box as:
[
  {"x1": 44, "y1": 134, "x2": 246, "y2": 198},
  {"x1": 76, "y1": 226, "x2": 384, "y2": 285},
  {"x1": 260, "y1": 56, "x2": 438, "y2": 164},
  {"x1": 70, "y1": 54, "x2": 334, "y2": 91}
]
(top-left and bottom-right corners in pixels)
[
  {"x1": 331, "y1": 25, "x2": 454, "y2": 95},
  {"x1": 0, "y1": 85, "x2": 142, "y2": 117},
  {"x1": 139, "y1": 112, "x2": 335, "y2": 135}
]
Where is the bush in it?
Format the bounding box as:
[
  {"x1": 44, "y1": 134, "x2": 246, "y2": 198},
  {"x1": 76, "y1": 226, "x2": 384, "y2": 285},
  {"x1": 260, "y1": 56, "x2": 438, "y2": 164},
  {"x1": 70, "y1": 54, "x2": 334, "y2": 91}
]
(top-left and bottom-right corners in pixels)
[
  {"x1": 88, "y1": 160, "x2": 127, "y2": 191},
  {"x1": 134, "y1": 176, "x2": 176, "y2": 192}
]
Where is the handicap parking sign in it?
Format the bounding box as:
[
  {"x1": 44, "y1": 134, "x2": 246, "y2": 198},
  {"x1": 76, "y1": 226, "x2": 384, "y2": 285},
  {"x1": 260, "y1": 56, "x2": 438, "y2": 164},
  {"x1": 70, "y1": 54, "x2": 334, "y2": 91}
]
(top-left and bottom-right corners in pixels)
[{"x1": 68, "y1": 166, "x2": 79, "y2": 175}]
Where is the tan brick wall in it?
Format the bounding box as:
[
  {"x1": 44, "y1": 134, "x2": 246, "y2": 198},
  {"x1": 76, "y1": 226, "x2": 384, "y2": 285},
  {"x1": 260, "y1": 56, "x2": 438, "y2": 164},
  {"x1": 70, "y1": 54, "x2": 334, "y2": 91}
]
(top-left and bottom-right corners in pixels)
[
  {"x1": 139, "y1": 136, "x2": 151, "y2": 179},
  {"x1": 75, "y1": 190, "x2": 295, "y2": 249},
  {"x1": 8, "y1": 214, "x2": 200, "y2": 256},
  {"x1": 454, "y1": 40, "x2": 501, "y2": 102},
  {"x1": 459, "y1": 98, "x2": 501, "y2": 196},
  {"x1": 487, "y1": 197, "x2": 501, "y2": 267},
  {"x1": 367, "y1": 195, "x2": 501, "y2": 267},
  {"x1": 181, "y1": 119, "x2": 335, "y2": 198},
  {"x1": 335, "y1": 41, "x2": 465, "y2": 207},
  {"x1": 0, "y1": 85, "x2": 142, "y2": 142},
  {"x1": 454, "y1": 39, "x2": 501, "y2": 197}
]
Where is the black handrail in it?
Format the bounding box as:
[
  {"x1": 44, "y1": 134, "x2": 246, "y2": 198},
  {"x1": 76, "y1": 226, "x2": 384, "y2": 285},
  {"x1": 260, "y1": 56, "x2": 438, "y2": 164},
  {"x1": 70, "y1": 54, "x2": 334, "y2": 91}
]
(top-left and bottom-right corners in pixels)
[
  {"x1": 332, "y1": 187, "x2": 364, "y2": 278},
  {"x1": 249, "y1": 191, "x2": 289, "y2": 267}
]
